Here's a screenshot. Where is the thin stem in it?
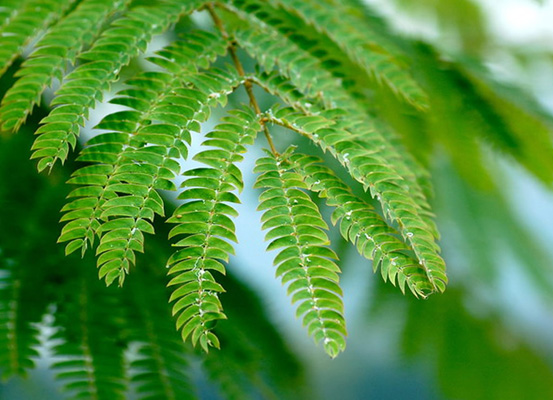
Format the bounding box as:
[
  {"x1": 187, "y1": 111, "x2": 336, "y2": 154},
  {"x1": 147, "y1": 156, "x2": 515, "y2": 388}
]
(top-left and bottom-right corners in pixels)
[
  {"x1": 206, "y1": 3, "x2": 279, "y2": 156},
  {"x1": 264, "y1": 114, "x2": 311, "y2": 140}
]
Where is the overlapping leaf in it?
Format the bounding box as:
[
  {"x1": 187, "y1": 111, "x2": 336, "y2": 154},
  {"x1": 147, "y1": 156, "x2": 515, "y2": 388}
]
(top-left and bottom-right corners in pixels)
[
  {"x1": 225, "y1": 2, "x2": 436, "y2": 233},
  {"x1": 269, "y1": 0, "x2": 428, "y2": 108},
  {"x1": 0, "y1": 0, "x2": 472, "y2": 367},
  {"x1": 31, "y1": 0, "x2": 206, "y2": 171},
  {"x1": 231, "y1": 0, "x2": 376, "y2": 114},
  {"x1": 289, "y1": 152, "x2": 434, "y2": 297},
  {"x1": 59, "y1": 31, "x2": 233, "y2": 286},
  {"x1": 0, "y1": 0, "x2": 75, "y2": 77},
  {"x1": 241, "y1": 0, "x2": 436, "y2": 204},
  {"x1": 0, "y1": 0, "x2": 130, "y2": 131},
  {"x1": 266, "y1": 107, "x2": 447, "y2": 292}
]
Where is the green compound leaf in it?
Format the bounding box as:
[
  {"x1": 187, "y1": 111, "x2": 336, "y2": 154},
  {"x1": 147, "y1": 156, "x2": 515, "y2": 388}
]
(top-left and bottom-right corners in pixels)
[
  {"x1": 289, "y1": 151, "x2": 435, "y2": 298},
  {"x1": 0, "y1": 0, "x2": 75, "y2": 78},
  {"x1": 59, "y1": 31, "x2": 233, "y2": 286},
  {"x1": 227, "y1": 2, "x2": 435, "y2": 226},
  {"x1": 266, "y1": 107, "x2": 447, "y2": 293},
  {"x1": 0, "y1": 0, "x2": 130, "y2": 131},
  {"x1": 30, "y1": 0, "x2": 207, "y2": 171},
  {"x1": 254, "y1": 150, "x2": 347, "y2": 358},
  {"x1": 166, "y1": 107, "x2": 261, "y2": 352},
  {"x1": 268, "y1": 0, "x2": 429, "y2": 109}
]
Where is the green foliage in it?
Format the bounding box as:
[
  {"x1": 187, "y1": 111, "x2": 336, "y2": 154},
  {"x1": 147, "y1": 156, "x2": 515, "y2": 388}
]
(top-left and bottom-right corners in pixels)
[
  {"x1": 289, "y1": 152, "x2": 434, "y2": 297},
  {"x1": 0, "y1": 0, "x2": 448, "y2": 357},
  {"x1": 270, "y1": 0, "x2": 429, "y2": 108},
  {"x1": 1, "y1": 0, "x2": 553, "y2": 399},
  {"x1": 51, "y1": 274, "x2": 127, "y2": 400},
  {"x1": 0, "y1": 0, "x2": 76, "y2": 77},
  {"x1": 402, "y1": 289, "x2": 553, "y2": 400},
  {"x1": 60, "y1": 30, "x2": 229, "y2": 286},
  {"x1": 0, "y1": 132, "x2": 305, "y2": 399},
  {"x1": 0, "y1": 0, "x2": 129, "y2": 132},
  {"x1": 23, "y1": 0, "x2": 205, "y2": 171},
  {"x1": 167, "y1": 107, "x2": 259, "y2": 351},
  {"x1": 254, "y1": 149, "x2": 347, "y2": 357}
]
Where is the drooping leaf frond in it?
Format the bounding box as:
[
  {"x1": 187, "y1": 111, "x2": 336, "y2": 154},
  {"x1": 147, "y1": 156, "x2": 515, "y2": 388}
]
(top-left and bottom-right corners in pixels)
[
  {"x1": 3, "y1": 0, "x2": 553, "y2": 396},
  {"x1": 254, "y1": 149, "x2": 347, "y2": 358},
  {"x1": 31, "y1": 0, "x2": 206, "y2": 171},
  {"x1": 225, "y1": 2, "x2": 436, "y2": 228},
  {"x1": 59, "y1": 31, "x2": 230, "y2": 286},
  {"x1": 252, "y1": 69, "x2": 438, "y2": 234},
  {"x1": 289, "y1": 152, "x2": 434, "y2": 298},
  {"x1": 268, "y1": 0, "x2": 429, "y2": 109},
  {"x1": 0, "y1": 130, "x2": 307, "y2": 398},
  {"x1": 266, "y1": 106, "x2": 447, "y2": 293},
  {"x1": 0, "y1": 0, "x2": 75, "y2": 77},
  {"x1": 226, "y1": 1, "x2": 359, "y2": 113},
  {"x1": 11, "y1": 0, "x2": 553, "y2": 367},
  {"x1": 245, "y1": 2, "x2": 437, "y2": 202},
  {"x1": 166, "y1": 107, "x2": 261, "y2": 352},
  {"x1": 0, "y1": 0, "x2": 130, "y2": 131},
  {"x1": 0, "y1": 0, "x2": 453, "y2": 362}
]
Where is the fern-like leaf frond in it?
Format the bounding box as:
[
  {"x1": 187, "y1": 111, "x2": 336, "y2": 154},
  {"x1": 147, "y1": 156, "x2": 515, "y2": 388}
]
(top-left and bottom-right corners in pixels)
[
  {"x1": 59, "y1": 31, "x2": 230, "y2": 286},
  {"x1": 253, "y1": 148, "x2": 347, "y2": 358},
  {"x1": 253, "y1": 69, "x2": 437, "y2": 235},
  {"x1": 227, "y1": 2, "x2": 435, "y2": 222},
  {"x1": 166, "y1": 107, "x2": 261, "y2": 352},
  {"x1": 0, "y1": 0, "x2": 75, "y2": 77},
  {"x1": 267, "y1": 107, "x2": 447, "y2": 293},
  {"x1": 31, "y1": 0, "x2": 205, "y2": 171},
  {"x1": 289, "y1": 153, "x2": 434, "y2": 298},
  {"x1": 0, "y1": 0, "x2": 130, "y2": 131},
  {"x1": 268, "y1": 0, "x2": 429, "y2": 109},
  {"x1": 0, "y1": 0, "x2": 472, "y2": 367},
  {"x1": 226, "y1": 2, "x2": 353, "y2": 113}
]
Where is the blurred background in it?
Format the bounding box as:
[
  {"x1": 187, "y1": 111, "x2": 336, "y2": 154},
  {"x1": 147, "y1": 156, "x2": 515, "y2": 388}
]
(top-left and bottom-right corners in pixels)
[{"x1": 2, "y1": 0, "x2": 553, "y2": 399}]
